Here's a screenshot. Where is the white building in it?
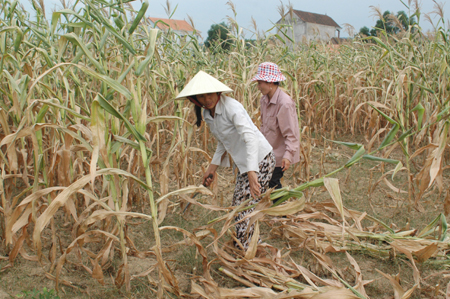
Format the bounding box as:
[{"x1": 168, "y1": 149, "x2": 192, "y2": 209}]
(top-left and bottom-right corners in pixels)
[{"x1": 276, "y1": 10, "x2": 341, "y2": 44}]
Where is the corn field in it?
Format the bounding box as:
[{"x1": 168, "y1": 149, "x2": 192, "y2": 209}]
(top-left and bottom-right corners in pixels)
[{"x1": 0, "y1": 0, "x2": 450, "y2": 298}]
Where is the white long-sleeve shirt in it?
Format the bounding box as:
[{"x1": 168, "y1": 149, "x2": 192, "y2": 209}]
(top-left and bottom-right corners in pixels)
[{"x1": 203, "y1": 95, "x2": 272, "y2": 174}]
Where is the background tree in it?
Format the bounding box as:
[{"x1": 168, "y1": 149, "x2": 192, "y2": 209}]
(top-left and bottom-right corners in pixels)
[
  {"x1": 204, "y1": 22, "x2": 232, "y2": 51},
  {"x1": 359, "y1": 26, "x2": 370, "y2": 37},
  {"x1": 359, "y1": 10, "x2": 416, "y2": 37},
  {"x1": 397, "y1": 10, "x2": 416, "y2": 31},
  {"x1": 371, "y1": 10, "x2": 396, "y2": 35}
]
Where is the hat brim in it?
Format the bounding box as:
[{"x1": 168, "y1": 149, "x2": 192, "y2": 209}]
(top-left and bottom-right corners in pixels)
[
  {"x1": 251, "y1": 74, "x2": 287, "y2": 82},
  {"x1": 176, "y1": 71, "x2": 233, "y2": 99}
]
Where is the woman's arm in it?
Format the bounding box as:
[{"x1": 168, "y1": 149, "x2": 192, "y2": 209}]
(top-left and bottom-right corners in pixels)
[
  {"x1": 203, "y1": 164, "x2": 218, "y2": 187},
  {"x1": 247, "y1": 171, "x2": 261, "y2": 198},
  {"x1": 277, "y1": 100, "x2": 300, "y2": 170}
]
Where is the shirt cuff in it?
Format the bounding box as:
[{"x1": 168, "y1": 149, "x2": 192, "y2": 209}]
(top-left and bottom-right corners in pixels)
[{"x1": 283, "y1": 151, "x2": 293, "y2": 163}]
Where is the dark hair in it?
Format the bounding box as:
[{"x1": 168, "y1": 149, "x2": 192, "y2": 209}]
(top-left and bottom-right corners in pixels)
[
  {"x1": 191, "y1": 95, "x2": 203, "y2": 127},
  {"x1": 274, "y1": 82, "x2": 280, "y2": 86},
  {"x1": 194, "y1": 105, "x2": 202, "y2": 127}
]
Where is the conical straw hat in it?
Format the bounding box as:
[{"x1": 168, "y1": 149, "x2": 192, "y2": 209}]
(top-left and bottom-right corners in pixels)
[{"x1": 176, "y1": 71, "x2": 233, "y2": 99}]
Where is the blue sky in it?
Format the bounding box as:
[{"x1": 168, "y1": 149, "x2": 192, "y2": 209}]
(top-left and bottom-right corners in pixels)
[{"x1": 21, "y1": 0, "x2": 449, "y2": 39}]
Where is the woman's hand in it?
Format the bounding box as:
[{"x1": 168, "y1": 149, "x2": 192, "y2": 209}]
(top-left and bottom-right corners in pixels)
[
  {"x1": 247, "y1": 171, "x2": 261, "y2": 198},
  {"x1": 203, "y1": 164, "x2": 218, "y2": 187},
  {"x1": 281, "y1": 158, "x2": 291, "y2": 171}
]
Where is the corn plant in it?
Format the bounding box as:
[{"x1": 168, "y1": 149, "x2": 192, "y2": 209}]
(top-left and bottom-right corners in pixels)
[{"x1": 1, "y1": 0, "x2": 450, "y2": 297}]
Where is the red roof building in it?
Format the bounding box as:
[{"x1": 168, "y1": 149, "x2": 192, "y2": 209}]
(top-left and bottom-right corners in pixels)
[{"x1": 148, "y1": 17, "x2": 198, "y2": 37}]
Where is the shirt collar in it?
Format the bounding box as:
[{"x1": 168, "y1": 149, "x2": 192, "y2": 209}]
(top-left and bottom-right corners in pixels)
[
  {"x1": 214, "y1": 94, "x2": 225, "y2": 115},
  {"x1": 268, "y1": 87, "x2": 281, "y2": 105}
]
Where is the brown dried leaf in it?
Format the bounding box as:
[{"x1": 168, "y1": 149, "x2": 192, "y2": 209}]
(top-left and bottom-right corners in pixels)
[
  {"x1": 99, "y1": 239, "x2": 114, "y2": 266},
  {"x1": 261, "y1": 198, "x2": 305, "y2": 216},
  {"x1": 383, "y1": 178, "x2": 407, "y2": 194},
  {"x1": 429, "y1": 125, "x2": 448, "y2": 189},
  {"x1": 90, "y1": 98, "x2": 106, "y2": 189},
  {"x1": 191, "y1": 281, "x2": 210, "y2": 298},
  {"x1": 91, "y1": 258, "x2": 105, "y2": 285},
  {"x1": 45, "y1": 272, "x2": 78, "y2": 289},
  {"x1": 219, "y1": 267, "x2": 257, "y2": 288},
  {"x1": 413, "y1": 243, "x2": 438, "y2": 263},
  {"x1": 153, "y1": 244, "x2": 179, "y2": 294},
  {"x1": 444, "y1": 190, "x2": 450, "y2": 216},
  {"x1": 114, "y1": 263, "x2": 125, "y2": 288},
  {"x1": 160, "y1": 226, "x2": 211, "y2": 280},
  {"x1": 2, "y1": 226, "x2": 27, "y2": 270},
  {"x1": 0, "y1": 124, "x2": 48, "y2": 147},
  {"x1": 188, "y1": 146, "x2": 212, "y2": 160},
  {"x1": 156, "y1": 185, "x2": 214, "y2": 204},
  {"x1": 7, "y1": 187, "x2": 64, "y2": 243},
  {"x1": 307, "y1": 287, "x2": 361, "y2": 299},
  {"x1": 375, "y1": 269, "x2": 406, "y2": 299},
  {"x1": 367, "y1": 127, "x2": 386, "y2": 152},
  {"x1": 308, "y1": 249, "x2": 337, "y2": 275},
  {"x1": 244, "y1": 221, "x2": 259, "y2": 260},
  {"x1": 324, "y1": 178, "x2": 345, "y2": 223},
  {"x1": 157, "y1": 198, "x2": 170, "y2": 225},
  {"x1": 33, "y1": 168, "x2": 147, "y2": 259},
  {"x1": 219, "y1": 287, "x2": 277, "y2": 298},
  {"x1": 446, "y1": 281, "x2": 450, "y2": 299},
  {"x1": 292, "y1": 263, "x2": 342, "y2": 289},
  {"x1": 55, "y1": 230, "x2": 119, "y2": 290},
  {"x1": 78, "y1": 210, "x2": 152, "y2": 234},
  {"x1": 390, "y1": 241, "x2": 420, "y2": 285},
  {"x1": 345, "y1": 252, "x2": 369, "y2": 298}
]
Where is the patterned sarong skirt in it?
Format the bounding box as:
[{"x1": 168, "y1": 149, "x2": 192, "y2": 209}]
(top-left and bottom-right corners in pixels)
[{"x1": 232, "y1": 151, "x2": 276, "y2": 250}]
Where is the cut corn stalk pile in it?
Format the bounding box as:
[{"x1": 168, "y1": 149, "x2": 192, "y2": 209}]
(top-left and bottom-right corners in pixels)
[
  {"x1": 182, "y1": 180, "x2": 449, "y2": 298},
  {"x1": 1, "y1": 0, "x2": 450, "y2": 297}
]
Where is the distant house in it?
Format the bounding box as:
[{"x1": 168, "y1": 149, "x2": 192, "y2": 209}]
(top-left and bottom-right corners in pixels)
[
  {"x1": 148, "y1": 17, "x2": 199, "y2": 38},
  {"x1": 276, "y1": 10, "x2": 341, "y2": 44}
]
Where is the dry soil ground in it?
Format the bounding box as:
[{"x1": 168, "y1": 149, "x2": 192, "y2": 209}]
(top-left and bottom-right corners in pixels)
[{"x1": 1, "y1": 135, "x2": 449, "y2": 298}]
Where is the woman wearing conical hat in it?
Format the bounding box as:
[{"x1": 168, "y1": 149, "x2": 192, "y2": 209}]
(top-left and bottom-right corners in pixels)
[
  {"x1": 252, "y1": 62, "x2": 300, "y2": 199},
  {"x1": 176, "y1": 71, "x2": 275, "y2": 251}
]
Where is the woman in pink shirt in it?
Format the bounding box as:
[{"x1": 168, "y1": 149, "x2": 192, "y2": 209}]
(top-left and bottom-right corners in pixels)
[{"x1": 252, "y1": 62, "x2": 300, "y2": 194}]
